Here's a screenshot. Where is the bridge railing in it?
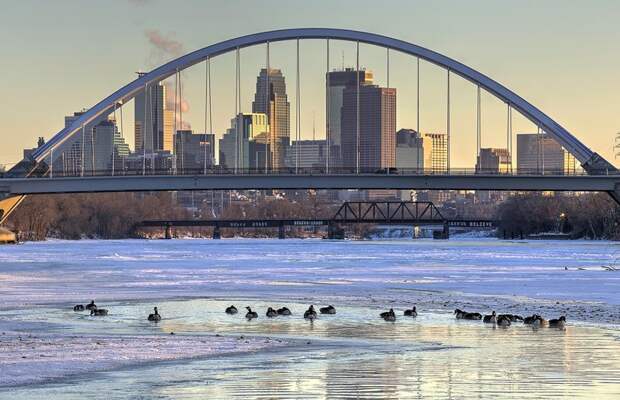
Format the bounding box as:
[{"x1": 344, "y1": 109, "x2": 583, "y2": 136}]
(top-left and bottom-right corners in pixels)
[{"x1": 3, "y1": 166, "x2": 619, "y2": 179}]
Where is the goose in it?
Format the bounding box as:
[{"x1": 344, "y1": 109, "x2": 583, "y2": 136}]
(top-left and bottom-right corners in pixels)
[
  {"x1": 245, "y1": 307, "x2": 258, "y2": 320},
  {"x1": 483, "y1": 311, "x2": 497, "y2": 324},
  {"x1": 404, "y1": 306, "x2": 417, "y2": 317},
  {"x1": 548, "y1": 316, "x2": 566, "y2": 329},
  {"x1": 147, "y1": 307, "x2": 161, "y2": 322},
  {"x1": 90, "y1": 308, "x2": 108, "y2": 316},
  {"x1": 225, "y1": 305, "x2": 238, "y2": 315},
  {"x1": 498, "y1": 314, "x2": 524, "y2": 322},
  {"x1": 523, "y1": 314, "x2": 539, "y2": 325},
  {"x1": 304, "y1": 305, "x2": 317, "y2": 321},
  {"x1": 532, "y1": 315, "x2": 548, "y2": 328},
  {"x1": 380, "y1": 308, "x2": 396, "y2": 322},
  {"x1": 266, "y1": 307, "x2": 278, "y2": 318},
  {"x1": 85, "y1": 300, "x2": 97, "y2": 311},
  {"x1": 319, "y1": 305, "x2": 336, "y2": 315},
  {"x1": 73, "y1": 304, "x2": 85, "y2": 312},
  {"x1": 277, "y1": 307, "x2": 292, "y2": 316},
  {"x1": 497, "y1": 315, "x2": 511, "y2": 327},
  {"x1": 454, "y1": 309, "x2": 482, "y2": 320}
]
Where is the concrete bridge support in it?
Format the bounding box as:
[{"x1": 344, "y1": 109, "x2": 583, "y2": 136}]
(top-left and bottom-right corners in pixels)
[
  {"x1": 278, "y1": 224, "x2": 286, "y2": 240},
  {"x1": 164, "y1": 225, "x2": 172, "y2": 240},
  {"x1": 212, "y1": 225, "x2": 221, "y2": 240}
]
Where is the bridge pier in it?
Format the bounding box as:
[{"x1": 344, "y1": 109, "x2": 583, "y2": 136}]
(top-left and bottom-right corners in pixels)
[
  {"x1": 327, "y1": 223, "x2": 345, "y2": 240},
  {"x1": 278, "y1": 224, "x2": 285, "y2": 240},
  {"x1": 164, "y1": 225, "x2": 172, "y2": 240},
  {"x1": 212, "y1": 225, "x2": 221, "y2": 240},
  {"x1": 433, "y1": 222, "x2": 450, "y2": 240}
]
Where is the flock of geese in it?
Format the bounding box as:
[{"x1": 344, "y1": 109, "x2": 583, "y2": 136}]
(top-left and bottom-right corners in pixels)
[
  {"x1": 72, "y1": 301, "x2": 566, "y2": 329},
  {"x1": 454, "y1": 309, "x2": 567, "y2": 328}
]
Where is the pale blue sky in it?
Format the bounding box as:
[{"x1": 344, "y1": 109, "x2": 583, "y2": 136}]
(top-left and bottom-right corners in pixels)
[{"x1": 1, "y1": 0, "x2": 618, "y2": 167}]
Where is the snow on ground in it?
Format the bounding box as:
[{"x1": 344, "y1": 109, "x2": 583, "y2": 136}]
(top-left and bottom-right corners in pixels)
[{"x1": 0, "y1": 331, "x2": 286, "y2": 387}]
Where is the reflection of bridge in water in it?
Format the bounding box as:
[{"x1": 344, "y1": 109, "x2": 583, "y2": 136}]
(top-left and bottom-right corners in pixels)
[{"x1": 137, "y1": 201, "x2": 496, "y2": 240}]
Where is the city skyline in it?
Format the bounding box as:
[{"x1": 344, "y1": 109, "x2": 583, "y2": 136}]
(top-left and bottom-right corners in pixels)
[{"x1": 1, "y1": 1, "x2": 618, "y2": 168}]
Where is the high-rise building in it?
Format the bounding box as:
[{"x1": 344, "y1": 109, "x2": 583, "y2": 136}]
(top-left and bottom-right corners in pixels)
[
  {"x1": 252, "y1": 68, "x2": 290, "y2": 169},
  {"x1": 285, "y1": 140, "x2": 327, "y2": 169},
  {"x1": 218, "y1": 113, "x2": 270, "y2": 170},
  {"x1": 395, "y1": 129, "x2": 424, "y2": 170},
  {"x1": 476, "y1": 148, "x2": 511, "y2": 173},
  {"x1": 327, "y1": 68, "x2": 373, "y2": 166},
  {"x1": 55, "y1": 111, "x2": 129, "y2": 175},
  {"x1": 341, "y1": 84, "x2": 396, "y2": 171},
  {"x1": 516, "y1": 133, "x2": 579, "y2": 174},
  {"x1": 421, "y1": 133, "x2": 448, "y2": 172},
  {"x1": 135, "y1": 82, "x2": 173, "y2": 153},
  {"x1": 174, "y1": 130, "x2": 215, "y2": 171}
]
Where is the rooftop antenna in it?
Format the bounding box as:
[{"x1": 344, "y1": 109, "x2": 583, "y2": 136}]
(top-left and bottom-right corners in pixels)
[
  {"x1": 341, "y1": 50, "x2": 344, "y2": 70},
  {"x1": 615, "y1": 132, "x2": 620, "y2": 160}
]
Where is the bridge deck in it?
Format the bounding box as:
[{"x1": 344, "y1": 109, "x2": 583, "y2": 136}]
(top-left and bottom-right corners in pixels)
[{"x1": 1, "y1": 174, "x2": 619, "y2": 195}]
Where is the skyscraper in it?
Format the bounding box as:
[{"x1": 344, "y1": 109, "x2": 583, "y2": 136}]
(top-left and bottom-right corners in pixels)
[
  {"x1": 395, "y1": 129, "x2": 424, "y2": 170},
  {"x1": 516, "y1": 133, "x2": 579, "y2": 174},
  {"x1": 341, "y1": 84, "x2": 396, "y2": 171},
  {"x1": 422, "y1": 133, "x2": 448, "y2": 172},
  {"x1": 218, "y1": 113, "x2": 270, "y2": 170},
  {"x1": 174, "y1": 130, "x2": 215, "y2": 171},
  {"x1": 135, "y1": 82, "x2": 173, "y2": 153},
  {"x1": 327, "y1": 68, "x2": 373, "y2": 166},
  {"x1": 252, "y1": 68, "x2": 290, "y2": 169},
  {"x1": 476, "y1": 148, "x2": 511, "y2": 173}
]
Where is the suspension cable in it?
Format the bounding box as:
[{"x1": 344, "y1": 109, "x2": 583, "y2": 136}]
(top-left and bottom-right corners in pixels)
[
  {"x1": 203, "y1": 57, "x2": 209, "y2": 175},
  {"x1": 120, "y1": 101, "x2": 125, "y2": 173},
  {"x1": 112, "y1": 102, "x2": 117, "y2": 176},
  {"x1": 295, "y1": 38, "x2": 300, "y2": 174},
  {"x1": 234, "y1": 47, "x2": 239, "y2": 174},
  {"x1": 356, "y1": 40, "x2": 360, "y2": 174},
  {"x1": 386, "y1": 48, "x2": 390, "y2": 89},
  {"x1": 446, "y1": 69, "x2": 451, "y2": 172},
  {"x1": 143, "y1": 83, "x2": 147, "y2": 175},
  {"x1": 265, "y1": 42, "x2": 270, "y2": 173},
  {"x1": 325, "y1": 38, "x2": 330, "y2": 174},
  {"x1": 476, "y1": 85, "x2": 481, "y2": 163},
  {"x1": 416, "y1": 57, "x2": 420, "y2": 171},
  {"x1": 81, "y1": 124, "x2": 85, "y2": 177}
]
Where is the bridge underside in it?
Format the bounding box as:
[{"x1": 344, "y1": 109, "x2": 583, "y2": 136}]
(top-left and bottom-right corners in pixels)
[{"x1": 1, "y1": 174, "x2": 620, "y2": 195}]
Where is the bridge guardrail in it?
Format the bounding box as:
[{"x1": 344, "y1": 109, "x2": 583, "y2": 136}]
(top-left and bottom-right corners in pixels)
[{"x1": 3, "y1": 166, "x2": 619, "y2": 179}]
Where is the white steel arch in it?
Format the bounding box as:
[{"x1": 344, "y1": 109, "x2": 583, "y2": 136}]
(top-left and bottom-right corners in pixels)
[{"x1": 31, "y1": 28, "x2": 612, "y2": 172}]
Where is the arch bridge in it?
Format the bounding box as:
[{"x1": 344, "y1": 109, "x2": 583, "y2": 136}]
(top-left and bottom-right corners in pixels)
[{"x1": 1, "y1": 28, "x2": 618, "y2": 224}]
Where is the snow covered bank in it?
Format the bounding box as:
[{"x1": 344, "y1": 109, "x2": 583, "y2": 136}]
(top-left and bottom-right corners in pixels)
[{"x1": 0, "y1": 331, "x2": 286, "y2": 387}]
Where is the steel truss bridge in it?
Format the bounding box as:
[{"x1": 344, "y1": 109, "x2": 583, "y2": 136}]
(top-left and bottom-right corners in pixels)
[
  {"x1": 1, "y1": 28, "x2": 618, "y2": 224},
  {"x1": 137, "y1": 201, "x2": 494, "y2": 239}
]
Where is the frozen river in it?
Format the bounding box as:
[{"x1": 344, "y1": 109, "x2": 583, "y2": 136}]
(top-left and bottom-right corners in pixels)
[{"x1": 1, "y1": 238, "x2": 620, "y2": 398}]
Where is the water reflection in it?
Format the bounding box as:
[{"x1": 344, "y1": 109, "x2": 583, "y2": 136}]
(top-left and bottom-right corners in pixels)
[{"x1": 2, "y1": 298, "x2": 620, "y2": 399}]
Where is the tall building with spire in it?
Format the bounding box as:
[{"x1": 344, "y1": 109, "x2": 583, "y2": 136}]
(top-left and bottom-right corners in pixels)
[
  {"x1": 134, "y1": 81, "x2": 173, "y2": 153},
  {"x1": 252, "y1": 68, "x2": 290, "y2": 169}
]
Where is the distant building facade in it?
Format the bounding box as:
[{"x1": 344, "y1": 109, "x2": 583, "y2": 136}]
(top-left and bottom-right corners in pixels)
[
  {"x1": 395, "y1": 129, "x2": 424, "y2": 170},
  {"x1": 285, "y1": 140, "x2": 327, "y2": 169},
  {"x1": 174, "y1": 130, "x2": 215, "y2": 171},
  {"x1": 135, "y1": 82, "x2": 173, "y2": 153},
  {"x1": 252, "y1": 68, "x2": 290, "y2": 169},
  {"x1": 327, "y1": 68, "x2": 373, "y2": 167},
  {"x1": 219, "y1": 113, "x2": 270, "y2": 170},
  {"x1": 476, "y1": 148, "x2": 511, "y2": 173},
  {"x1": 341, "y1": 84, "x2": 396, "y2": 171},
  {"x1": 422, "y1": 133, "x2": 448, "y2": 172},
  {"x1": 516, "y1": 133, "x2": 579, "y2": 174}
]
